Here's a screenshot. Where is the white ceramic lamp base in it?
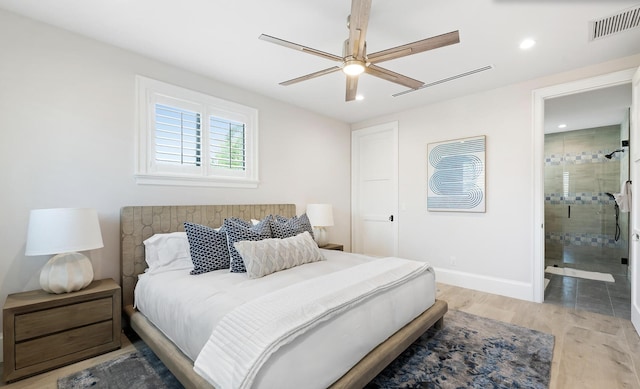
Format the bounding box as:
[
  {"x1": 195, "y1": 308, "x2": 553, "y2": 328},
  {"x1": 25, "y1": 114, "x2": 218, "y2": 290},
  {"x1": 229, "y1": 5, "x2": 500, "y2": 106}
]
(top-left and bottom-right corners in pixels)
[
  {"x1": 314, "y1": 227, "x2": 329, "y2": 247},
  {"x1": 40, "y1": 252, "x2": 94, "y2": 294}
]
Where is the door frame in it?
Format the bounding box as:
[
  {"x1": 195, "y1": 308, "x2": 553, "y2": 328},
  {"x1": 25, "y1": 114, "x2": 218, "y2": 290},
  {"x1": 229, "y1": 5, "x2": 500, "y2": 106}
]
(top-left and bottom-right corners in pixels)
[
  {"x1": 631, "y1": 66, "x2": 640, "y2": 334},
  {"x1": 351, "y1": 122, "x2": 399, "y2": 255},
  {"x1": 532, "y1": 68, "x2": 637, "y2": 303}
]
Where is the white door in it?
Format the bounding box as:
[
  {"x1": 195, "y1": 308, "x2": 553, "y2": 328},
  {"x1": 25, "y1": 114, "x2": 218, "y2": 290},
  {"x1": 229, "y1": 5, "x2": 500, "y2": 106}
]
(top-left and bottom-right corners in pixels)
[
  {"x1": 351, "y1": 122, "x2": 399, "y2": 256},
  {"x1": 631, "y1": 66, "x2": 640, "y2": 334}
]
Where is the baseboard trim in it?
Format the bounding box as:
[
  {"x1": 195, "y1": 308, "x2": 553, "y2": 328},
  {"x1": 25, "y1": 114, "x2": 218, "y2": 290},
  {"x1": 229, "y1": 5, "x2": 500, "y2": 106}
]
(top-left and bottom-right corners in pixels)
[{"x1": 434, "y1": 267, "x2": 534, "y2": 302}]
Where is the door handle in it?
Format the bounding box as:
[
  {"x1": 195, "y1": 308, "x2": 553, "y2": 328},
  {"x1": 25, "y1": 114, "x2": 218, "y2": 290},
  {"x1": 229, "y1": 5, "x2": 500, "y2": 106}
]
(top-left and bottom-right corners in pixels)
[
  {"x1": 633, "y1": 233, "x2": 639, "y2": 241},
  {"x1": 389, "y1": 215, "x2": 394, "y2": 222}
]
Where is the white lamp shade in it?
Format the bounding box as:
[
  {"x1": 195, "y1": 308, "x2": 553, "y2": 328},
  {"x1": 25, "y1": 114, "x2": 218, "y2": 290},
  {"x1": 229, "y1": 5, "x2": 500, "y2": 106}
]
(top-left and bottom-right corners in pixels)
[
  {"x1": 25, "y1": 208, "x2": 104, "y2": 256},
  {"x1": 306, "y1": 204, "x2": 334, "y2": 227}
]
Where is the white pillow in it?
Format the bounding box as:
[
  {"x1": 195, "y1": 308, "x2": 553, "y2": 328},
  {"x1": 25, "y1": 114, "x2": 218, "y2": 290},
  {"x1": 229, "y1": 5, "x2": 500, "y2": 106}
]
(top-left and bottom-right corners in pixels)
[
  {"x1": 233, "y1": 231, "x2": 325, "y2": 279},
  {"x1": 143, "y1": 232, "x2": 193, "y2": 274}
]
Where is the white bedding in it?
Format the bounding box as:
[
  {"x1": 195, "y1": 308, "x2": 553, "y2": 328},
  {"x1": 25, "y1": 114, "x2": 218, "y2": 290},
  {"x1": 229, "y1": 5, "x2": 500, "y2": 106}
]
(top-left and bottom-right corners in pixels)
[{"x1": 134, "y1": 249, "x2": 436, "y2": 388}]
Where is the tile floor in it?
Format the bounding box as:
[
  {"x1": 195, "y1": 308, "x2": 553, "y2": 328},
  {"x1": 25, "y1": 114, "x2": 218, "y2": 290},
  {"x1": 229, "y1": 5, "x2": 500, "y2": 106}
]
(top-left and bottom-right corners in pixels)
[
  {"x1": 544, "y1": 243, "x2": 631, "y2": 319},
  {"x1": 544, "y1": 273, "x2": 631, "y2": 319}
]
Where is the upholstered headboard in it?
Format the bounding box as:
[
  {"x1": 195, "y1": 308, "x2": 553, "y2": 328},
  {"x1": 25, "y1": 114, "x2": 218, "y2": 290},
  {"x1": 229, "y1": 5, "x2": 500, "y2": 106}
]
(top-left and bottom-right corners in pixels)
[{"x1": 120, "y1": 204, "x2": 296, "y2": 308}]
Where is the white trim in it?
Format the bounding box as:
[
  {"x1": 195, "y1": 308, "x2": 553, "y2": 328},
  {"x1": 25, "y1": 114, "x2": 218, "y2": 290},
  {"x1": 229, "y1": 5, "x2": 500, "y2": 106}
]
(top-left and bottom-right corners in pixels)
[
  {"x1": 134, "y1": 174, "x2": 259, "y2": 188},
  {"x1": 631, "y1": 66, "x2": 640, "y2": 335},
  {"x1": 135, "y1": 75, "x2": 259, "y2": 187},
  {"x1": 0, "y1": 334, "x2": 3, "y2": 363},
  {"x1": 532, "y1": 68, "x2": 636, "y2": 303},
  {"x1": 434, "y1": 267, "x2": 533, "y2": 301}
]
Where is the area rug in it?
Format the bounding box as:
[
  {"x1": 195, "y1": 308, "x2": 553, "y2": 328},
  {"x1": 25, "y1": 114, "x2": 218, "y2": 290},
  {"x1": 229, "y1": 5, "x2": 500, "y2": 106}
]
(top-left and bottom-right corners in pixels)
[
  {"x1": 57, "y1": 335, "x2": 183, "y2": 389},
  {"x1": 58, "y1": 311, "x2": 554, "y2": 389},
  {"x1": 366, "y1": 310, "x2": 554, "y2": 388},
  {"x1": 545, "y1": 265, "x2": 615, "y2": 282}
]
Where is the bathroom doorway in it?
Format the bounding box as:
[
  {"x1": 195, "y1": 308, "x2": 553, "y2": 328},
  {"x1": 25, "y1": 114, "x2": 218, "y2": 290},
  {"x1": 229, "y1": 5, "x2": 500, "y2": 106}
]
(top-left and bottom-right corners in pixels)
[{"x1": 542, "y1": 84, "x2": 632, "y2": 318}]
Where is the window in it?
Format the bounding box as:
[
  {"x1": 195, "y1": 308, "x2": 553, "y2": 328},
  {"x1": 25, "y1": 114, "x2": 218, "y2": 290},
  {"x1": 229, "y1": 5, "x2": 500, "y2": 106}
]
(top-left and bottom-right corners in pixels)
[
  {"x1": 154, "y1": 104, "x2": 202, "y2": 167},
  {"x1": 209, "y1": 116, "x2": 246, "y2": 170},
  {"x1": 136, "y1": 76, "x2": 258, "y2": 188}
]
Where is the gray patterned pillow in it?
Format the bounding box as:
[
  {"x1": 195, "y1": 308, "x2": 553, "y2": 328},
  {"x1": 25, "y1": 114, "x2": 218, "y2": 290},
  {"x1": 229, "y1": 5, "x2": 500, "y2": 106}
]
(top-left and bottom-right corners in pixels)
[
  {"x1": 270, "y1": 213, "x2": 314, "y2": 239},
  {"x1": 223, "y1": 217, "x2": 273, "y2": 273},
  {"x1": 184, "y1": 222, "x2": 229, "y2": 275},
  {"x1": 234, "y1": 231, "x2": 325, "y2": 278}
]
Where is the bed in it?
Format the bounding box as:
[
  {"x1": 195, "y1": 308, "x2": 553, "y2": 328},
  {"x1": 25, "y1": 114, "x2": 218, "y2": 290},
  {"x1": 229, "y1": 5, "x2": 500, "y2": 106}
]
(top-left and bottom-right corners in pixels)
[{"x1": 120, "y1": 204, "x2": 447, "y2": 389}]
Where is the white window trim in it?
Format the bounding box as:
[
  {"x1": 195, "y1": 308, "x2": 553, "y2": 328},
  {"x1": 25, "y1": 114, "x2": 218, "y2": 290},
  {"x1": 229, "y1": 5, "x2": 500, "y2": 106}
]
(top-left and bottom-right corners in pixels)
[{"x1": 135, "y1": 76, "x2": 259, "y2": 188}]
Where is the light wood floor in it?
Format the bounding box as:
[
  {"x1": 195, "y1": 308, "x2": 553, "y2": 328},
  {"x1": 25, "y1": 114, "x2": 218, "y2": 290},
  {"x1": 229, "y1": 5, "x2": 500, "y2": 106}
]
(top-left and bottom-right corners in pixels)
[
  {"x1": 437, "y1": 283, "x2": 640, "y2": 389},
  {"x1": 1, "y1": 283, "x2": 639, "y2": 389}
]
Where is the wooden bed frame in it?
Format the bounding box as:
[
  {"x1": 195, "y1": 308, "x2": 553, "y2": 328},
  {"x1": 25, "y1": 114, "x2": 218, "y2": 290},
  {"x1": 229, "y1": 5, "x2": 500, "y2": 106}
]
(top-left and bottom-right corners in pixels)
[{"x1": 120, "y1": 204, "x2": 448, "y2": 389}]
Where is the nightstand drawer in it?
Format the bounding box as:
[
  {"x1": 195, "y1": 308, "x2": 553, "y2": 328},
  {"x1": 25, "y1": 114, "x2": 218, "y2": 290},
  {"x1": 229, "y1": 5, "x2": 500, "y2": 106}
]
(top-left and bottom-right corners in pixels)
[
  {"x1": 14, "y1": 298, "x2": 113, "y2": 341},
  {"x1": 15, "y1": 320, "x2": 113, "y2": 369},
  {"x1": 3, "y1": 279, "x2": 121, "y2": 383}
]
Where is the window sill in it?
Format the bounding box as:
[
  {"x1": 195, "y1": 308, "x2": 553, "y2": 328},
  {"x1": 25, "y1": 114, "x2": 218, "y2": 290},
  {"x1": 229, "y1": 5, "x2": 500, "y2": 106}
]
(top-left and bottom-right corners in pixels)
[{"x1": 134, "y1": 174, "x2": 259, "y2": 188}]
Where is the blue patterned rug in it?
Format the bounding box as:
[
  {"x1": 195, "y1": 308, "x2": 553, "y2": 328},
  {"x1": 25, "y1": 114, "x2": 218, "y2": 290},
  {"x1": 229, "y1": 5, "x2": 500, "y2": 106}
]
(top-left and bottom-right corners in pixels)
[
  {"x1": 366, "y1": 310, "x2": 554, "y2": 388},
  {"x1": 58, "y1": 310, "x2": 553, "y2": 389}
]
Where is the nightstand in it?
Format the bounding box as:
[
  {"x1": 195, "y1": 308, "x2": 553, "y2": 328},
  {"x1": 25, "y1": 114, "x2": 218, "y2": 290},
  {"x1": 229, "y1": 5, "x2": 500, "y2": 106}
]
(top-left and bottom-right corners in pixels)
[
  {"x1": 2, "y1": 279, "x2": 121, "y2": 383},
  {"x1": 320, "y1": 243, "x2": 344, "y2": 251}
]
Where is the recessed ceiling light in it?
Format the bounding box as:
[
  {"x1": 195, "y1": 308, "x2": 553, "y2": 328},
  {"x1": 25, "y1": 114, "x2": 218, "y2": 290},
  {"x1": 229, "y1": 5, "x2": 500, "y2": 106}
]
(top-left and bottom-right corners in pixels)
[
  {"x1": 558, "y1": 124, "x2": 567, "y2": 129},
  {"x1": 519, "y1": 38, "x2": 536, "y2": 50},
  {"x1": 355, "y1": 95, "x2": 364, "y2": 101}
]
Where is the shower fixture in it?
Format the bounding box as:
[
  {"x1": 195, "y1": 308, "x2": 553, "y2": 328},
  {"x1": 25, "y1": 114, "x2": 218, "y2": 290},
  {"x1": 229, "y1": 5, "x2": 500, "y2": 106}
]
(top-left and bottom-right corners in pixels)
[
  {"x1": 605, "y1": 192, "x2": 621, "y2": 241},
  {"x1": 605, "y1": 149, "x2": 624, "y2": 159}
]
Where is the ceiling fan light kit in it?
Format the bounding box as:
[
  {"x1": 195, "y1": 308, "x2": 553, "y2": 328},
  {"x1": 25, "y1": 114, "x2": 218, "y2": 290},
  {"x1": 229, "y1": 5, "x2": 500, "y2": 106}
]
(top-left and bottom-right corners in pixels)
[
  {"x1": 260, "y1": 0, "x2": 460, "y2": 101},
  {"x1": 343, "y1": 60, "x2": 366, "y2": 76}
]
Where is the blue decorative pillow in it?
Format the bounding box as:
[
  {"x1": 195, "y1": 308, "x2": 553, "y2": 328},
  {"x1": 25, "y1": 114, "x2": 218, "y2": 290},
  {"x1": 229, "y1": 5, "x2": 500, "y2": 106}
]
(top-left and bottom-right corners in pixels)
[
  {"x1": 223, "y1": 217, "x2": 273, "y2": 273},
  {"x1": 270, "y1": 213, "x2": 314, "y2": 239},
  {"x1": 184, "y1": 222, "x2": 230, "y2": 275}
]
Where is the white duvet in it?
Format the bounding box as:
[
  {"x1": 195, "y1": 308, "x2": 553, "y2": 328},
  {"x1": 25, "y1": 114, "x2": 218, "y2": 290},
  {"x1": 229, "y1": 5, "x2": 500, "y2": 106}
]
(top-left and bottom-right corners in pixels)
[{"x1": 135, "y1": 250, "x2": 436, "y2": 388}]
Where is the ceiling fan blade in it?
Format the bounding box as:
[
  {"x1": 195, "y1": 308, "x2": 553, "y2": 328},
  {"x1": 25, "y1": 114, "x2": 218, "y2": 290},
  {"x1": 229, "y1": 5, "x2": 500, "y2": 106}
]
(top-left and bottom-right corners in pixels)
[
  {"x1": 259, "y1": 34, "x2": 343, "y2": 62},
  {"x1": 346, "y1": 75, "x2": 359, "y2": 101},
  {"x1": 280, "y1": 66, "x2": 342, "y2": 86},
  {"x1": 348, "y1": 0, "x2": 372, "y2": 59},
  {"x1": 365, "y1": 64, "x2": 424, "y2": 89},
  {"x1": 367, "y1": 30, "x2": 460, "y2": 64}
]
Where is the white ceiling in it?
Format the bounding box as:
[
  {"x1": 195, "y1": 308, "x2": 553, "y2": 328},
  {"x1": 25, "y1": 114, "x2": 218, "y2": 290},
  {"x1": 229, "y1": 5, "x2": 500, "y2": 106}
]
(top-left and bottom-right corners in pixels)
[
  {"x1": 1, "y1": 0, "x2": 639, "y2": 124},
  {"x1": 545, "y1": 83, "x2": 632, "y2": 134}
]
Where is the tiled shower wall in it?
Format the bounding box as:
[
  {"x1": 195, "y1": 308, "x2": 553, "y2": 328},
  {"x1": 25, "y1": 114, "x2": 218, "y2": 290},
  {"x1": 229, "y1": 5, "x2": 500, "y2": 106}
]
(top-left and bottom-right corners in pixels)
[{"x1": 544, "y1": 125, "x2": 629, "y2": 266}]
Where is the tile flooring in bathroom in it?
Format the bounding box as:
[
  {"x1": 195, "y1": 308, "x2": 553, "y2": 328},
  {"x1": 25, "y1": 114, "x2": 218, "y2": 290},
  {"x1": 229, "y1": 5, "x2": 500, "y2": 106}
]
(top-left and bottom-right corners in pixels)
[
  {"x1": 544, "y1": 272, "x2": 631, "y2": 319},
  {"x1": 544, "y1": 244, "x2": 631, "y2": 319}
]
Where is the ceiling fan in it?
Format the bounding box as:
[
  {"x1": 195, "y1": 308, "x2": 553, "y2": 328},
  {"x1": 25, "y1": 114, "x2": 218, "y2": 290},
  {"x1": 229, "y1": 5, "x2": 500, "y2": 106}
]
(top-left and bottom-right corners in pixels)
[{"x1": 259, "y1": 0, "x2": 460, "y2": 101}]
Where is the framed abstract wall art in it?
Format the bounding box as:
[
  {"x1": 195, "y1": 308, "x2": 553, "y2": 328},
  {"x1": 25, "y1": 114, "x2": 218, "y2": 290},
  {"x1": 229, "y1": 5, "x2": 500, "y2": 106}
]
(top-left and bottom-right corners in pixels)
[{"x1": 427, "y1": 135, "x2": 486, "y2": 212}]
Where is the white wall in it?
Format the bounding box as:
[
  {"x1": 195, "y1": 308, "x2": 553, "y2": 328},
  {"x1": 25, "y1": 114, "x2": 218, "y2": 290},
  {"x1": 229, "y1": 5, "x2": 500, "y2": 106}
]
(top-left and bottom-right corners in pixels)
[
  {"x1": 353, "y1": 54, "x2": 640, "y2": 301},
  {"x1": 0, "y1": 10, "x2": 351, "y2": 334}
]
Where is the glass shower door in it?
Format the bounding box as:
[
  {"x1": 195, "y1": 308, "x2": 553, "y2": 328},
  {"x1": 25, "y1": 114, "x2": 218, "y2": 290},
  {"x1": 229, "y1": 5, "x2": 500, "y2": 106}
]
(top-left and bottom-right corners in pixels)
[{"x1": 544, "y1": 126, "x2": 628, "y2": 274}]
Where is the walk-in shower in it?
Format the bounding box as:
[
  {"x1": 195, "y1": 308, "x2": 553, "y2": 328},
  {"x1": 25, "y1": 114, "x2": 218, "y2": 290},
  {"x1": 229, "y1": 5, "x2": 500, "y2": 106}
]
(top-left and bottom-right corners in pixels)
[{"x1": 544, "y1": 125, "x2": 629, "y2": 276}]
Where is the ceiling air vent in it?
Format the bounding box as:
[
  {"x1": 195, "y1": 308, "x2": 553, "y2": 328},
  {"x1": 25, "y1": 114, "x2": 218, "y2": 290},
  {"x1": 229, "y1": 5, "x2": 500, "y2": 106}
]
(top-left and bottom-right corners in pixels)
[
  {"x1": 590, "y1": 5, "x2": 640, "y2": 41},
  {"x1": 393, "y1": 65, "x2": 493, "y2": 97}
]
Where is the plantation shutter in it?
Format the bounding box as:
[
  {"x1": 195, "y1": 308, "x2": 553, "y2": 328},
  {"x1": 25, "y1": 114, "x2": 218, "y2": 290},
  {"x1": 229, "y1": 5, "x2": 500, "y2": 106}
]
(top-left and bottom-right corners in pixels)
[
  {"x1": 209, "y1": 116, "x2": 246, "y2": 170},
  {"x1": 154, "y1": 103, "x2": 202, "y2": 166}
]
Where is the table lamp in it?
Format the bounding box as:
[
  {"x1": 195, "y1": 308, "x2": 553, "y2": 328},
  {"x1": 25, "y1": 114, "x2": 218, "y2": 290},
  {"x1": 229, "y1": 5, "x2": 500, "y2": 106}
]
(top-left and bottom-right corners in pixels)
[
  {"x1": 25, "y1": 208, "x2": 104, "y2": 294},
  {"x1": 306, "y1": 204, "x2": 334, "y2": 247}
]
